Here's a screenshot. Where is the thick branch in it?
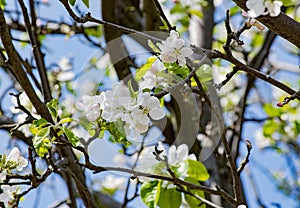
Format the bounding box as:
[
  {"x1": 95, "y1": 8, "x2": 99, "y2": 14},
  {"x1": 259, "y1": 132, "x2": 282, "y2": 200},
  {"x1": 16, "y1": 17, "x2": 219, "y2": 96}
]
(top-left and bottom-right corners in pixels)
[{"x1": 233, "y1": 0, "x2": 300, "y2": 48}]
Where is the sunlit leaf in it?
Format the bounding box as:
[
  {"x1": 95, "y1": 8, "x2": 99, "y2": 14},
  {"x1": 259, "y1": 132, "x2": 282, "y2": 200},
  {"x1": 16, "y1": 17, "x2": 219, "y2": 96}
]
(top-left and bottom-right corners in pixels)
[
  {"x1": 69, "y1": 0, "x2": 76, "y2": 6},
  {"x1": 184, "y1": 177, "x2": 206, "y2": 208},
  {"x1": 82, "y1": 0, "x2": 89, "y2": 8},
  {"x1": 62, "y1": 126, "x2": 80, "y2": 146},
  {"x1": 136, "y1": 56, "x2": 157, "y2": 81},
  {"x1": 140, "y1": 180, "x2": 160, "y2": 208},
  {"x1": 157, "y1": 187, "x2": 182, "y2": 208}
]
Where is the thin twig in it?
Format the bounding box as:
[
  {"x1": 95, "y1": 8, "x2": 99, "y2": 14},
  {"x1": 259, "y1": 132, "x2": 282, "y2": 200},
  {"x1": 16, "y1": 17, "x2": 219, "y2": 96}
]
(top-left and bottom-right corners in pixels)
[
  {"x1": 237, "y1": 140, "x2": 252, "y2": 175},
  {"x1": 72, "y1": 145, "x2": 236, "y2": 204},
  {"x1": 18, "y1": 0, "x2": 52, "y2": 102},
  {"x1": 214, "y1": 67, "x2": 239, "y2": 90},
  {"x1": 276, "y1": 89, "x2": 300, "y2": 107},
  {"x1": 59, "y1": 0, "x2": 163, "y2": 43},
  {"x1": 151, "y1": 0, "x2": 175, "y2": 31}
]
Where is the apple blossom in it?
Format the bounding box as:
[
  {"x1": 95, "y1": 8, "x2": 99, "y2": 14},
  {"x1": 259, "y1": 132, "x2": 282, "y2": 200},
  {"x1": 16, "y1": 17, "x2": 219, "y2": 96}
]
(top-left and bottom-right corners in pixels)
[
  {"x1": 246, "y1": 0, "x2": 282, "y2": 18},
  {"x1": 6, "y1": 147, "x2": 28, "y2": 172},
  {"x1": 265, "y1": 0, "x2": 282, "y2": 17},
  {"x1": 246, "y1": 0, "x2": 265, "y2": 18},
  {"x1": 159, "y1": 30, "x2": 193, "y2": 66},
  {"x1": 100, "y1": 174, "x2": 125, "y2": 190},
  {"x1": 0, "y1": 185, "x2": 21, "y2": 208},
  {"x1": 168, "y1": 144, "x2": 196, "y2": 165},
  {"x1": 76, "y1": 83, "x2": 165, "y2": 139},
  {"x1": 76, "y1": 94, "x2": 105, "y2": 122}
]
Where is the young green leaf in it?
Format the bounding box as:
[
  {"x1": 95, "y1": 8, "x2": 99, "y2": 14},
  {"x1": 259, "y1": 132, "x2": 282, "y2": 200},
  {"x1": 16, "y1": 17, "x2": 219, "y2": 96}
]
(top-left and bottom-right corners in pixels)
[
  {"x1": 157, "y1": 187, "x2": 182, "y2": 208},
  {"x1": 82, "y1": 0, "x2": 89, "y2": 8},
  {"x1": 136, "y1": 56, "x2": 157, "y2": 81},
  {"x1": 69, "y1": 0, "x2": 76, "y2": 6},
  {"x1": 62, "y1": 126, "x2": 79, "y2": 146},
  {"x1": 185, "y1": 160, "x2": 209, "y2": 181},
  {"x1": 140, "y1": 180, "x2": 160, "y2": 208},
  {"x1": 57, "y1": 117, "x2": 73, "y2": 125},
  {"x1": 46, "y1": 99, "x2": 59, "y2": 121},
  {"x1": 33, "y1": 135, "x2": 51, "y2": 157},
  {"x1": 184, "y1": 177, "x2": 206, "y2": 208}
]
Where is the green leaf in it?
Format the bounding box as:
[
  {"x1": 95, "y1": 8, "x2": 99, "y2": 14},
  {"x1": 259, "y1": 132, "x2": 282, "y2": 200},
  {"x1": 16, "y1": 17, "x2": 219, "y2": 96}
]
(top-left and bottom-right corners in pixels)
[
  {"x1": 82, "y1": 0, "x2": 89, "y2": 8},
  {"x1": 127, "y1": 80, "x2": 137, "y2": 98},
  {"x1": 46, "y1": 99, "x2": 59, "y2": 121},
  {"x1": 148, "y1": 40, "x2": 161, "y2": 53},
  {"x1": 62, "y1": 126, "x2": 80, "y2": 146},
  {"x1": 33, "y1": 135, "x2": 51, "y2": 157},
  {"x1": 84, "y1": 25, "x2": 102, "y2": 37},
  {"x1": 57, "y1": 117, "x2": 73, "y2": 125},
  {"x1": 184, "y1": 160, "x2": 209, "y2": 181},
  {"x1": 189, "y1": 9, "x2": 203, "y2": 19},
  {"x1": 37, "y1": 126, "x2": 50, "y2": 138},
  {"x1": 136, "y1": 56, "x2": 157, "y2": 81},
  {"x1": 196, "y1": 64, "x2": 212, "y2": 83},
  {"x1": 263, "y1": 120, "x2": 280, "y2": 137},
  {"x1": 263, "y1": 103, "x2": 282, "y2": 117},
  {"x1": 107, "y1": 120, "x2": 128, "y2": 145},
  {"x1": 157, "y1": 187, "x2": 182, "y2": 208},
  {"x1": 69, "y1": 0, "x2": 76, "y2": 6},
  {"x1": 140, "y1": 180, "x2": 160, "y2": 208},
  {"x1": 0, "y1": 0, "x2": 6, "y2": 9},
  {"x1": 184, "y1": 177, "x2": 206, "y2": 208},
  {"x1": 30, "y1": 118, "x2": 49, "y2": 134},
  {"x1": 281, "y1": 0, "x2": 298, "y2": 6},
  {"x1": 165, "y1": 63, "x2": 189, "y2": 78}
]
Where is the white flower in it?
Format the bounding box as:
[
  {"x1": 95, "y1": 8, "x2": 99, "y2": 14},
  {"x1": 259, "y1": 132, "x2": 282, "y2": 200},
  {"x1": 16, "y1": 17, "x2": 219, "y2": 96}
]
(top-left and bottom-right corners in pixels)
[
  {"x1": 102, "y1": 83, "x2": 133, "y2": 122},
  {"x1": 246, "y1": 0, "x2": 265, "y2": 18},
  {"x1": 139, "y1": 59, "x2": 166, "y2": 90},
  {"x1": 58, "y1": 57, "x2": 72, "y2": 71},
  {"x1": 76, "y1": 94, "x2": 105, "y2": 122},
  {"x1": 246, "y1": 0, "x2": 282, "y2": 18},
  {"x1": 0, "y1": 185, "x2": 20, "y2": 208},
  {"x1": 159, "y1": 30, "x2": 193, "y2": 66},
  {"x1": 134, "y1": 143, "x2": 165, "y2": 173},
  {"x1": 168, "y1": 144, "x2": 196, "y2": 165},
  {"x1": 7, "y1": 147, "x2": 28, "y2": 172},
  {"x1": 101, "y1": 175, "x2": 125, "y2": 190},
  {"x1": 57, "y1": 71, "x2": 74, "y2": 82},
  {"x1": 136, "y1": 92, "x2": 165, "y2": 120},
  {"x1": 265, "y1": 0, "x2": 282, "y2": 17}
]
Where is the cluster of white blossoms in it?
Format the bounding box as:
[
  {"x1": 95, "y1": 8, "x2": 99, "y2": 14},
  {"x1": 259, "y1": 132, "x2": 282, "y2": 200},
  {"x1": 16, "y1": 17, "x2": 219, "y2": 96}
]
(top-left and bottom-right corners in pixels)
[
  {"x1": 158, "y1": 30, "x2": 193, "y2": 66},
  {"x1": 0, "y1": 147, "x2": 27, "y2": 207},
  {"x1": 246, "y1": 0, "x2": 282, "y2": 18},
  {"x1": 76, "y1": 83, "x2": 165, "y2": 139},
  {"x1": 76, "y1": 30, "x2": 194, "y2": 139},
  {"x1": 0, "y1": 185, "x2": 21, "y2": 208},
  {"x1": 0, "y1": 147, "x2": 28, "y2": 182}
]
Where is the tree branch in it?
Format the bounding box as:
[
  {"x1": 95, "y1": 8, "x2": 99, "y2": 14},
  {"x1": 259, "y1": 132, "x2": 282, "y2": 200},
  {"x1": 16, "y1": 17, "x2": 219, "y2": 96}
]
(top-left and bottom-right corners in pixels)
[{"x1": 232, "y1": 0, "x2": 300, "y2": 48}]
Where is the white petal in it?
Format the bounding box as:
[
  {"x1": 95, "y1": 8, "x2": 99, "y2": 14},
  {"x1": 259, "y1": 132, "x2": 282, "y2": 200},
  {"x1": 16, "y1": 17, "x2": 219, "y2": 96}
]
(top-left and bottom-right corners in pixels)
[
  {"x1": 176, "y1": 144, "x2": 189, "y2": 161},
  {"x1": 149, "y1": 108, "x2": 165, "y2": 120},
  {"x1": 180, "y1": 47, "x2": 193, "y2": 57},
  {"x1": 86, "y1": 110, "x2": 100, "y2": 121},
  {"x1": 7, "y1": 147, "x2": 20, "y2": 161},
  {"x1": 174, "y1": 39, "x2": 185, "y2": 49},
  {"x1": 137, "y1": 114, "x2": 149, "y2": 125},
  {"x1": 145, "y1": 96, "x2": 160, "y2": 109},
  {"x1": 168, "y1": 145, "x2": 177, "y2": 164}
]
